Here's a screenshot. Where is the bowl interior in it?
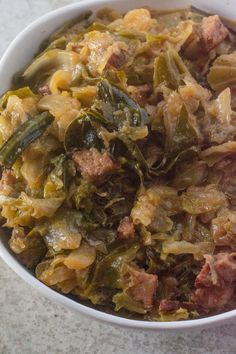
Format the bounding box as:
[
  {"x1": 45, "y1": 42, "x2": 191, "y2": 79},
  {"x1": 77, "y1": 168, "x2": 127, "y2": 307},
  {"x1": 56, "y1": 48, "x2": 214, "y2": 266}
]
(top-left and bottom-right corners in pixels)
[{"x1": 1, "y1": 0, "x2": 236, "y2": 330}]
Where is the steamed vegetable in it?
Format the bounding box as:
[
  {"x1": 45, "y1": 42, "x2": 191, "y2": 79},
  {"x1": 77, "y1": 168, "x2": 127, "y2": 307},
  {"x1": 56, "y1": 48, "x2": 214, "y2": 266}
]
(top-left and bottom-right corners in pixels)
[
  {"x1": 154, "y1": 49, "x2": 189, "y2": 89},
  {"x1": 0, "y1": 111, "x2": 54, "y2": 167},
  {"x1": 86, "y1": 243, "x2": 140, "y2": 298},
  {"x1": 64, "y1": 113, "x2": 104, "y2": 152},
  {"x1": 207, "y1": 52, "x2": 236, "y2": 92},
  {"x1": 37, "y1": 94, "x2": 80, "y2": 141},
  {"x1": 23, "y1": 50, "x2": 80, "y2": 88},
  {"x1": 9, "y1": 227, "x2": 47, "y2": 269},
  {"x1": 0, "y1": 87, "x2": 35, "y2": 109},
  {"x1": 180, "y1": 185, "x2": 227, "y2": 214},
  {"x1": 97, "y1": 79, "x2": 149, "y2": 125},
  {"x1": 43, "y1": 210, "x2": 83, "y2": 252}
]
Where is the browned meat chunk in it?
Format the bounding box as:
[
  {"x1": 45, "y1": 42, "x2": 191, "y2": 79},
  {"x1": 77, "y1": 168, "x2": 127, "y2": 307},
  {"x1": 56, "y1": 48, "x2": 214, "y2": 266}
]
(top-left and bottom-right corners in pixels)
[
  {"x1": 126, "y1": 267, "x2": 158, "y2": 309},
  {"x1": 117, "y1": 216, "x2": 135, "y2": 240},
  {"x1": 184, "y1": 15, "x2": 229, "y2": 59},
  {"x1": 0, "y1": 169, "x2": 17, "y2": 196},
  {"x1": 159, "y1": 299, "x2": 196, "y2": 312},
  {"x1": 72, "y1": 148, "x2": 120, "y2": 184},
  {"x1": 193, "y1": 253, "x2": 236, "y2": 309},
  {"x1": 201, "y1": 15, "x2": 229, "y2": 52},
  {"x1": 107, "y1": 51, "x2": 126, "y2": 69},
  {"x1": 194, "y1": 285, "x2": 235, "y2": 309},
  {"x1": 159, "y1": 299, "x2": 180, "y2": 312},
  {"x1": 194, "y1": 258, "x2": 220, "y2": 288},
  {"x1": 195, "y1": 253, "x2": 236, "y2": 286},
  {"x1": 38, "y1": 84, "x2": 51, "y2": 96},
  {"x1": 214, "y1": 253, "x2": 236, "y2": 283}
]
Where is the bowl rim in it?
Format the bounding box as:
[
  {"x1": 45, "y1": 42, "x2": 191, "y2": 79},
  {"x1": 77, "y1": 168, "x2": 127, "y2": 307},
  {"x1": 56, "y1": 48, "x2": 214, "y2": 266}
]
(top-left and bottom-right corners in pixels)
[{"x1": 0, "y1": 0, "x2": 236, "y2": 330}]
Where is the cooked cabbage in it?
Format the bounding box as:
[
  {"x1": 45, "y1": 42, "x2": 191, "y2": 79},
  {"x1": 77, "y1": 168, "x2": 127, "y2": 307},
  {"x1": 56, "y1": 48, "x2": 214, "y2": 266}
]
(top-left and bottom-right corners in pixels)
[
  {"x1": 207, "y1": 52, "x2": 236, "y2": 92},
  {"x1": 180, "y1": 185, "x2": 227, "y2": 214},
  {"x1": 0, "y1": 192, "x2": 64, "y2": 227},
  {"x1": 23, "y1": 49, "x2": 80, "y2": 88}
]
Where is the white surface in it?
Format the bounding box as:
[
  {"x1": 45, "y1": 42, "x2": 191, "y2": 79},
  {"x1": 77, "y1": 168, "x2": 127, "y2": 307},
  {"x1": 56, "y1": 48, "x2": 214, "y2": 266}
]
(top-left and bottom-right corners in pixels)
[{"x1": 0, "y1": 0, "x2": 236, "y2": 352}]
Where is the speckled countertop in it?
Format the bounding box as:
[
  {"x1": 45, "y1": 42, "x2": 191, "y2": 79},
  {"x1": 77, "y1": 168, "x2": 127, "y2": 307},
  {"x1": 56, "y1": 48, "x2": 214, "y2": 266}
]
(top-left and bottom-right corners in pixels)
[{"x1": 0, "y1": 1, "x2": 236, "y2": 353}]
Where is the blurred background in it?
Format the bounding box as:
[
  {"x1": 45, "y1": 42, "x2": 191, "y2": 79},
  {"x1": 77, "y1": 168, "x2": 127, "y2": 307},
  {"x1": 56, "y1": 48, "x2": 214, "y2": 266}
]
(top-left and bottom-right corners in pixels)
[{"x1": 0, "y1": 1, "x2": 236, "y2": 353}]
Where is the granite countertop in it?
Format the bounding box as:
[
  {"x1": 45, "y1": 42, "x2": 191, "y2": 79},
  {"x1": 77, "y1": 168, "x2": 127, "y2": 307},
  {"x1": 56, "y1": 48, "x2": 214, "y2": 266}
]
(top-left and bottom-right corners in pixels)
[{"x1": 0, "y1": 1, "x2": 236, "y2": 353}]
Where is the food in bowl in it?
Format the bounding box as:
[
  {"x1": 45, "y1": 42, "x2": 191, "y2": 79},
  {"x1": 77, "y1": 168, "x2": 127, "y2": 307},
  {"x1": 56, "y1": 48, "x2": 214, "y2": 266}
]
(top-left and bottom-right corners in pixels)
[{"x1": 0, "y1": 5, "x2": 236, "y2": 322}]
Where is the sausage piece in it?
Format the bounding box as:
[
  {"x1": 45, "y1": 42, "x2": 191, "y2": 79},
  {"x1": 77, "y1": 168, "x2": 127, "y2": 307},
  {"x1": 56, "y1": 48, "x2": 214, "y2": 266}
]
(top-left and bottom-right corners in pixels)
[
  {"x1": 194, "y1": 285, "x2": 235, "y2": 309},
  {"x1": 159, "y1": 299, "x2": 196, "y2": 312},
  {"x1": 107, "y1": 51, "x2": 126, "y2": 69},
  {"x1": 201, "y1": 15, "x2": 229, "y2": 53},
  {"x1": 125, "y1": 266, "x2": 158, "y2": 309},
  {"x1": 117, "y1": 217, "x2": 135, "y2": 240},
  {"x1": 184, "y1": 15, "x2": 229, "y2": 59},
  {"x1": 0, "y1": 169, "x2": 17, "y2": 196},
  {"x1": 193, "y1": 253, "x2": 236, "y2": 309},
  {"x1": 214, "y1": 253, "x2": 236, "y2": 283},
  {"x1": 72, "y1": 148, "x2": 120, "y2": 184}
]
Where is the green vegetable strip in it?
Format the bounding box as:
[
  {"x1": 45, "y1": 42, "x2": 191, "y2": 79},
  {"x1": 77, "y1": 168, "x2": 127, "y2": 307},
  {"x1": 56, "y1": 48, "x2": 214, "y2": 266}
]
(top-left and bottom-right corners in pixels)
[
  {"x1": 97, "y1": 79, "x2": 149, "y2": 125},
  {"x1": 0, "y1": 87, "x2": 35, "y2": 109},
  {"x1": 154, "y1": 49, "x2": 189, "y2": 89},
  {"x1": 0, "y1": 111, "x2": 54, "y2": 167}
]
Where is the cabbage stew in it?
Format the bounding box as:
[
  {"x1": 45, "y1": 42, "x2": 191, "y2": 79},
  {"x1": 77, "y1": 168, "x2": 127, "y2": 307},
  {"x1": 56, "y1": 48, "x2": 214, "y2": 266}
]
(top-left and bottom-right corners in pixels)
[{"x1": 0, "y1": 7, "x2": 236, "y2": 321}]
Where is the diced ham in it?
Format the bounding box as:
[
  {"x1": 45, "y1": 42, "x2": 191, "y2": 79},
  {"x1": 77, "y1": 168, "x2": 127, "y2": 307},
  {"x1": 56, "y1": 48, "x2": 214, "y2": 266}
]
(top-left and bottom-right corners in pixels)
[
  {"x1": 159, "y1": 299, "x2": 197, "y2": 312},
  {"x1": 194, "y1": 285, "x2": 235, "y2": 309},
  {"x1": 72, "y1": 148, "x2": 120, "y2": 184},
  {"x1": 214, "y1": 253, "x2": 236, "y2": 283},
  {"x1": 0, "y1": 169, "x2": 17, "y2": 196},
  {"x1": 184, "y1": 15, "x2": 229, "y2": 59},
  {"x1": 126, "y1": 266, "x2": 158, "y2": 309},
  {"x1": 107, "y1": 51, "x2": 126, "y2": 69},
  {"x1": 159, "y1": 299, "x2": 180, "y2": 312},
  {"x1": 38, "y1": 85, "x2": 51, "y2": 96},
  {"x1": 117, "y1": 216, "x2": 135, "y2": 240},
  {"x1": 194, "y1": 258, "x2": 221, "y2": 288},
  {"x1": 0, "y1": 170, "x2": 16, "y2": 188},
  {"x1": 196, "y1": 253, "x2": 236, "y2": 285},
  {"x1": 201, "y1": 15, "x2": 229, "y2": 53},
  {"x1": 193, "y1": 253, "x2": 236, "y2": 309}
]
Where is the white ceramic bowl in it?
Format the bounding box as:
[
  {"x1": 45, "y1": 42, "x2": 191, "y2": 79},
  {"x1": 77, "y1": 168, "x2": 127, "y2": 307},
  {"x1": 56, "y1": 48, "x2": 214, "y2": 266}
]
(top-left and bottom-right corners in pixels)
[{"x1": 0, "y1": 0, "x2": 236, "y2": 331}]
